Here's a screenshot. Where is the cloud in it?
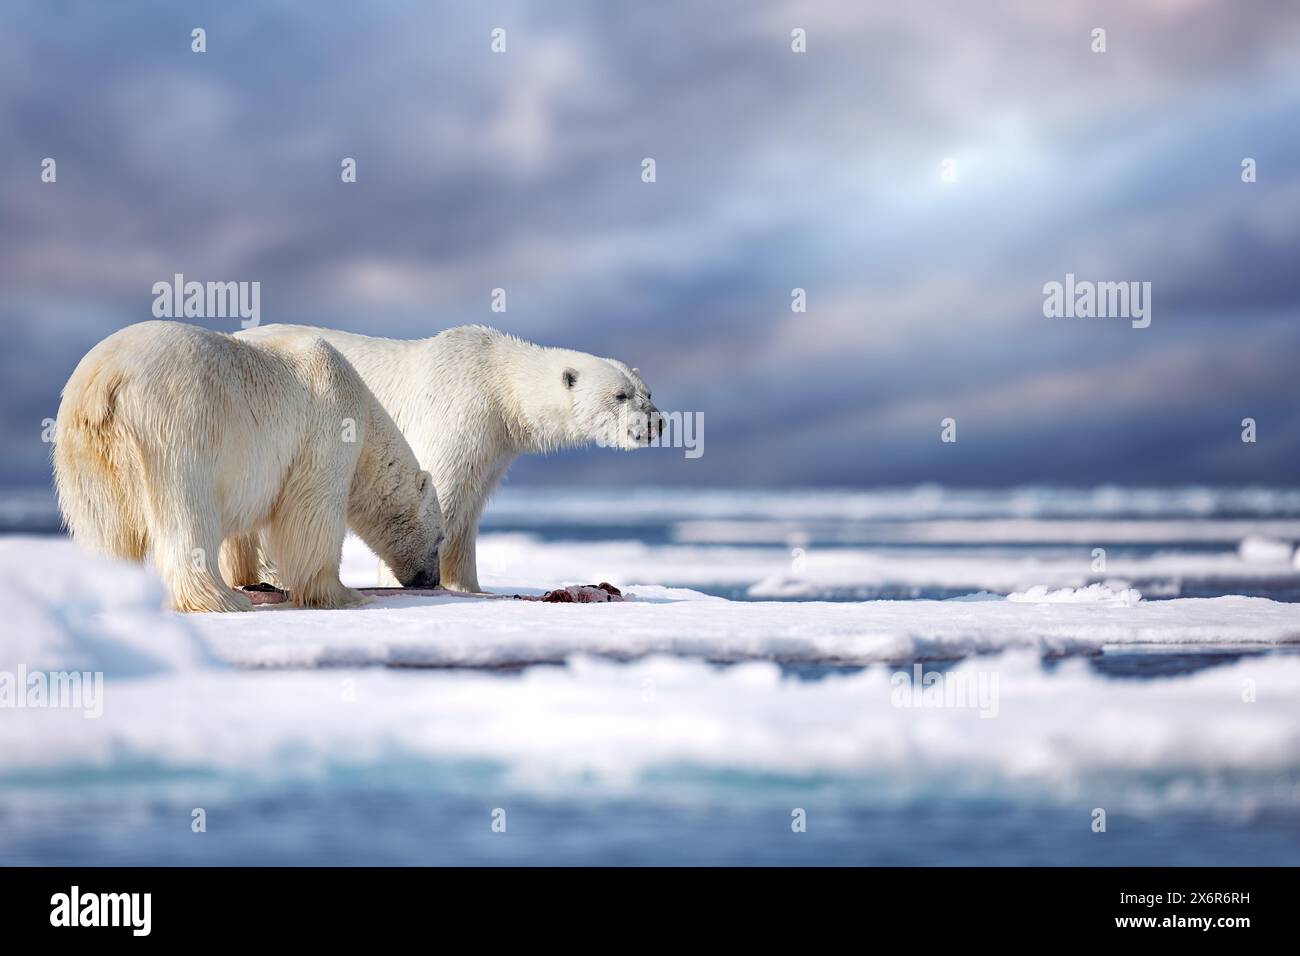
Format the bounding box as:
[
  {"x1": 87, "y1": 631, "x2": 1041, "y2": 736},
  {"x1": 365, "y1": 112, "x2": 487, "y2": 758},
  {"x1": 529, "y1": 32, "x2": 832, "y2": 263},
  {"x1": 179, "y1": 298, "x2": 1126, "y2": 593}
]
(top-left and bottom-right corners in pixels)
[{"x1": 1, "y1": 0, "x2": 1298, "y2": 487}]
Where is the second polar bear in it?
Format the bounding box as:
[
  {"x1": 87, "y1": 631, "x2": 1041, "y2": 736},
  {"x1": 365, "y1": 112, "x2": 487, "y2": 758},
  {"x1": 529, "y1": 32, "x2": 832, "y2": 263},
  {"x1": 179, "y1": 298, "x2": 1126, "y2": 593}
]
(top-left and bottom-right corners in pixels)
[
  {"x1": 53, "y1": 321, "x2": 443, "y2": 612},
  {"x1": 238, "y1": 324, "x2": 662, "y2": 593}
]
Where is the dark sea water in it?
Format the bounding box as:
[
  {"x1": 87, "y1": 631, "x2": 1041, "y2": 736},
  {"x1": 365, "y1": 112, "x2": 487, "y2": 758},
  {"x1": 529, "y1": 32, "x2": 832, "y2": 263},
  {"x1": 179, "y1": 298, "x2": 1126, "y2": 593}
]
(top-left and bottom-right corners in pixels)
[{"x1": 7, "y1": 789, "x2": 1298, "y2": 866}]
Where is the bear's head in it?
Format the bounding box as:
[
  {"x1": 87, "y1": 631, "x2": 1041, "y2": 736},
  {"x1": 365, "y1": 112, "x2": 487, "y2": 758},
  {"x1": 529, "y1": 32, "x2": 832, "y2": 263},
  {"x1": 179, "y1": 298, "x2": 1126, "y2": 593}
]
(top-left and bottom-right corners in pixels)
[
  {"x1": 378, "y1": 468, "x2": 444, "y2": 588},
  {"x1": 351, "y1": 448, "x2": 444, "y2": 589},
  {"x1": 560, "y1": 355, "x2": 665, "y2": 451}
]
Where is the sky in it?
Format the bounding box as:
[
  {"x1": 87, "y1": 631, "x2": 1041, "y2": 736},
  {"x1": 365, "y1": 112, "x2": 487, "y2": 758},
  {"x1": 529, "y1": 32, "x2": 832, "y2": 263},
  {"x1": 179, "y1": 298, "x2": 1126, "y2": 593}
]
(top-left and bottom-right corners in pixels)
[{"x1": 2, "y1": 0, "x2": 1298, "y2": 489}]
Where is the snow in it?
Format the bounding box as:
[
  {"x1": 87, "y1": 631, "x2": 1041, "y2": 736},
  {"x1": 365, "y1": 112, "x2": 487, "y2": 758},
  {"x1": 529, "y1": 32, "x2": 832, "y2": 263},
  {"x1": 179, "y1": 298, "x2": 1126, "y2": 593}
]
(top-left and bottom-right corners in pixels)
[
  {"x1": 3, "y1": 526, "x2": 1299, "y2": 815},
  {"x1": 1239, "y1": 535, "x2": 1297, "y2": 564},
  {"x1": 1006, "y1": 583, "x2": 1144, "y2": 606},
  {"x1": 0, "y1": 537, "x2": 216, "y2": 677},
  {"x1": 189, "y1": 585, "x2": 1300, "y2": 669},
  {"x1": 2, "y1": 620, "x2": 1298, "y2": 812},
  {"x1": 742, "y1": 545, "x2": 1300, "y2": 599},
  {"x1": 3, "y1": 535, "x2": 1299, "y2": 674},
  {"x1": 341, "y1": 531, "x2": 1300, "y2": 603}
]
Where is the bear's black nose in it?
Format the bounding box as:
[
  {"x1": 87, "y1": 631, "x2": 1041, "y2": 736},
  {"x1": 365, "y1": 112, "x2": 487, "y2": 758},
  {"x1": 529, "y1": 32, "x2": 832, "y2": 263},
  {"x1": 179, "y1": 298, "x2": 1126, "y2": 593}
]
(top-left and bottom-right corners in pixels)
[{"x1": 403, "y1": 568, "x2": 440, "y2": 589}]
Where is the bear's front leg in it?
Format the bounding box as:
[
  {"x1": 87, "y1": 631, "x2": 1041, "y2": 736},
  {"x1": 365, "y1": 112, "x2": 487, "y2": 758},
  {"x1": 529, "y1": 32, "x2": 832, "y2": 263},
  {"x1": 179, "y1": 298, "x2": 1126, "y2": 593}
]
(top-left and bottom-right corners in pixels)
[
  {"x1": 262, "y1": 481, "x2": 368, "y2": 609},
  {"x1": 292, "y1": 568, "x2": 369, "y2": 609},
  {"x1": 219, "y1": 533, "x2": 262, "y2": 587},
  {"x1": 438, "y1": 522, "x2": 483, "y2": 594}
]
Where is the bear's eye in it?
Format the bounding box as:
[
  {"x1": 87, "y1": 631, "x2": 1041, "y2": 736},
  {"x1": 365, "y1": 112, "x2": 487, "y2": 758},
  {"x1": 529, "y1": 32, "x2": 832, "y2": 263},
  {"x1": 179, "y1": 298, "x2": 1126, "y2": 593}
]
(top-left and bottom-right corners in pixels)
[{"x1": 615, "y1": 392, "x2": 628, "y2": 402}]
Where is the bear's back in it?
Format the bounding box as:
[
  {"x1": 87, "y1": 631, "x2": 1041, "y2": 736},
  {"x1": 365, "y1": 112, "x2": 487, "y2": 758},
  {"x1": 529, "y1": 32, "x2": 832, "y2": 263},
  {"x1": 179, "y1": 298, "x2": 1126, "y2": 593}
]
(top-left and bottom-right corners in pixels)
[{"x1": 249, "y1": 332, "x2": 369, "y2": 413}]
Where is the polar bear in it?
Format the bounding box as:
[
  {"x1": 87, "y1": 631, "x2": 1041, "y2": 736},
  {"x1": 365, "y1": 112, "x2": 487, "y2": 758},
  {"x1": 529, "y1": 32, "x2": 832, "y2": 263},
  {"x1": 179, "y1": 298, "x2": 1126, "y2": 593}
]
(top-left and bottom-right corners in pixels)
[
  {"x1": 53, "y1": 321, "x2": 443, "y2": 612},
  {"x1": 238, "y1": 324, "x2": 662, "y2": 593}
]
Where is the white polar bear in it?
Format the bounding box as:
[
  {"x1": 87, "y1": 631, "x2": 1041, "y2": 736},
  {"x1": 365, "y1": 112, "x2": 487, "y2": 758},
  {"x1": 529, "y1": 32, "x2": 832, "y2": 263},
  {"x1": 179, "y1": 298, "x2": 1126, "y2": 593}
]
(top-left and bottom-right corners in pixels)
[
  {"x1": 237, "y1": 324, "x2": 662, "y2": 593},
  {"x1": 53, "y1": 321, "x2": 443, "y2": 612}
]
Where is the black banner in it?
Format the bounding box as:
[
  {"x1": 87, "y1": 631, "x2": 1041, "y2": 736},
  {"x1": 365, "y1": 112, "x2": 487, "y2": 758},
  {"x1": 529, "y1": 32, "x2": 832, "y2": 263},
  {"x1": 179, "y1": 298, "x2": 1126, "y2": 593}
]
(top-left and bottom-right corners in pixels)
[{"x1": 0, "y1": 867, "x2": 1286, "y2": 942}]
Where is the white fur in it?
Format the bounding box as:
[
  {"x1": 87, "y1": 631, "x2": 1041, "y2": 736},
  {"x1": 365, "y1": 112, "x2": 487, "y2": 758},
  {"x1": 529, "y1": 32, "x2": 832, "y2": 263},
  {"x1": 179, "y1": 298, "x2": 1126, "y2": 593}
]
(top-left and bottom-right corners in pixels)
[
  {"x1": 53, "y1": 321, "x2": 442, "y2": 612},
  {"x1": 238, "y1": 324, "x2": 661, "y2": 593}
]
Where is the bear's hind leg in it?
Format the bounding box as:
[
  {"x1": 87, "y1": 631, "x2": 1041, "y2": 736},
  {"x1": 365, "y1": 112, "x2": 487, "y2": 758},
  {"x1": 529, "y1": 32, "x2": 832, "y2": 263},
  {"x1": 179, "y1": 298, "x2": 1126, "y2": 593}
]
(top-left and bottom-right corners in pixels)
[{"x1": 150, "y1": 495, "x2": 253, "y2": 613}]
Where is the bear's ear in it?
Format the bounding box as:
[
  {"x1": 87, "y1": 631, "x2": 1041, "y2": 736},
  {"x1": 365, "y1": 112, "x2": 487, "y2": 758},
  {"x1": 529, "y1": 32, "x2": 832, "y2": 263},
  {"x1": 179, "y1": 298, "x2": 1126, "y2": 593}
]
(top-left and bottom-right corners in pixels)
[
  {"x1": 417, "y1": 470, "x2": 431, "y2": 495},
  {"x1": 562, "y1": 368, "x2": 578, "y2": 389}
]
